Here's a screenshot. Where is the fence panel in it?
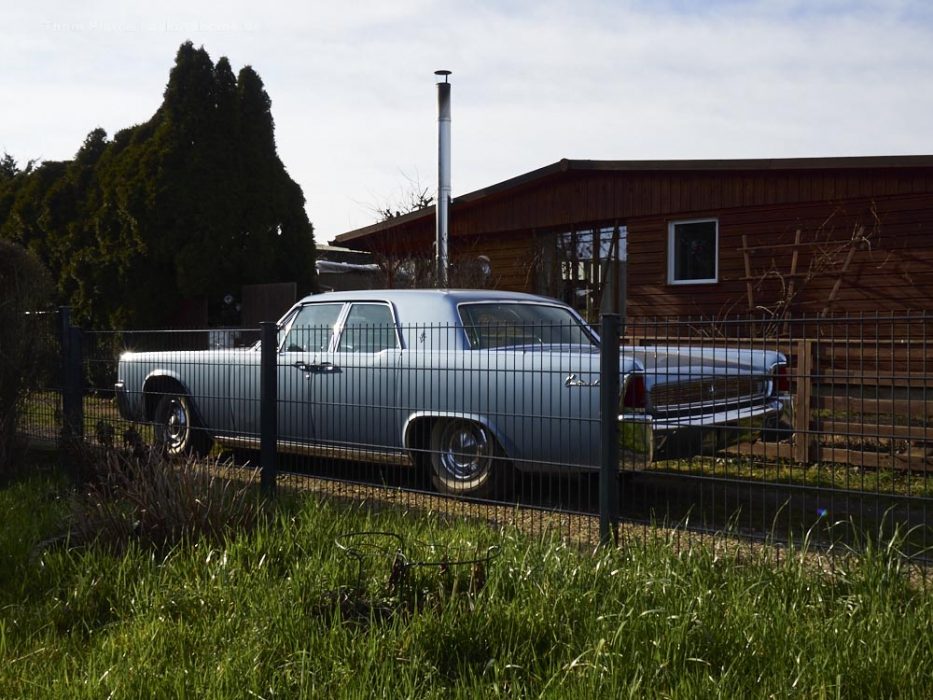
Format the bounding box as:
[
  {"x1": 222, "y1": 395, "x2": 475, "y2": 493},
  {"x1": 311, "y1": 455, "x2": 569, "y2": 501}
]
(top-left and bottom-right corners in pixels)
[
  {"x1": 15, "y1": 311, "x2": 61, "y2": 446},
  {"x1": 15, "y1": 309, "x2": 933, "y2": 563}
]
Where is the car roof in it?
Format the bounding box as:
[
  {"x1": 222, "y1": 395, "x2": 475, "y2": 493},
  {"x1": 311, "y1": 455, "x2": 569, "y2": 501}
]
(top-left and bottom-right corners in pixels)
[
  {"x1": 290, "y1": 288, "x2": 574, "y2": 330},
  {"x1": 284, "y1": 288, "x2": 590, "y2": 349},
  {"x1": 295, "y1": 288, "x2": 560, "y2": 306}
]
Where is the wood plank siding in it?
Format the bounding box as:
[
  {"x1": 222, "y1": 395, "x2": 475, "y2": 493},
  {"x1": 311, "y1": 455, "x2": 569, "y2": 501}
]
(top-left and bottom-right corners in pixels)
[
  {"x1": 625, "y1": 192, "x2": 933, "y2": 318},
  {"x1": 333, "y1": 158, "x2": 933, "y2": 324}
]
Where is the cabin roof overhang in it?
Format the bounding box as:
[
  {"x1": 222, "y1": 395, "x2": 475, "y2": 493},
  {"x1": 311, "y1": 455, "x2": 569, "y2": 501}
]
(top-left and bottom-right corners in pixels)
[{"x1": 331, "y1": 155, "x2": 933, "y2": 247}]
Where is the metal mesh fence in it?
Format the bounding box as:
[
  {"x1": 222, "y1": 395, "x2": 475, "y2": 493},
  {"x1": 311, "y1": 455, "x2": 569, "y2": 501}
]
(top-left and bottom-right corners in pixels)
[
  {"x1": 622, "y1": 312, "x2": 932, "y2": 559},
  {"x1": 15, "y1": 311, "x2": 61, "y2": 445},
  {"x1": 16, "y1": 308, "x2": 933, "y2": 564}
]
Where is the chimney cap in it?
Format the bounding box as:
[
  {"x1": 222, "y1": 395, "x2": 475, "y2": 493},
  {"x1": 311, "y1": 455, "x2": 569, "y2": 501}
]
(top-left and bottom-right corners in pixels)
[{"x1": 434, "y1": 69, "x2": 452, "y2": 82}]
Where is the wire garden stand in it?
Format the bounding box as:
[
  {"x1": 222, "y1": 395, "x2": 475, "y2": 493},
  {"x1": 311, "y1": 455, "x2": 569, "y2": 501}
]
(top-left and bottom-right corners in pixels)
[{"x1": 335, "y1": 530, "x2": 500, "y2": 597}]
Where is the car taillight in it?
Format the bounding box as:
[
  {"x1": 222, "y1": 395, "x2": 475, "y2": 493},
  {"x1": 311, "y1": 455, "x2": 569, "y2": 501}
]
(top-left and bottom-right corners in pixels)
[
  {"x1": 773, "y1": 364, "x2": 790, "y2": 393},
  {"x1": 622, "y1": 374, "x2": 646, "y2": 410}
]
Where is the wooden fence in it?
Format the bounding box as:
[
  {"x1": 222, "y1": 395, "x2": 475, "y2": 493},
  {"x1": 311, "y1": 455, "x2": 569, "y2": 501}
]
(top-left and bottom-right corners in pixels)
[{"x1": 626, "y1": 335, "x2": 933, "y2": 473}]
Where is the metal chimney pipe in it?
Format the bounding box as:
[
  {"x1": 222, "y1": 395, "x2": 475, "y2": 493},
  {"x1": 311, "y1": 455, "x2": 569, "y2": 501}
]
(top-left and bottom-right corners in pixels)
[{"x1": 435, "y1": 70, "x2": 451, "y2": 288}]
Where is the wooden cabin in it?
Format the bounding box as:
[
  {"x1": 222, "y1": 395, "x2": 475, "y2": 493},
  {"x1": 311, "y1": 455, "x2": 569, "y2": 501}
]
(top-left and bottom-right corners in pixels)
[
  {"x1": 334, "y1": 157, "x2": 933, "y2": 471},
  {"x1": 332, "y1": 156, "x2": 933, "y2": 326}
]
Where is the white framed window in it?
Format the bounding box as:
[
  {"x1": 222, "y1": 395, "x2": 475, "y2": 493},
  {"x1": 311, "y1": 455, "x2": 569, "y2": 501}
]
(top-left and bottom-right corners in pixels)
[{"x1": 667, "y1": 219, "x2": 718, "y2": 285}]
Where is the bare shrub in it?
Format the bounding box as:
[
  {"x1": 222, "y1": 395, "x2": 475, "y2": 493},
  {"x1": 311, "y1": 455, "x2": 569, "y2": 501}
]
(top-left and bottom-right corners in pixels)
[
  {"x1": 68, "y1": 447, "x2": 265, "y2": 552},
  {"x1": 689, "y1": 207, "x2": 882, "y2": 340},
  {"x1": 748, "y1": 206, "x2": 880, "y2": 329},
  {"x1": 376, "y1": 248, "x2": 496, "y2": 290}
]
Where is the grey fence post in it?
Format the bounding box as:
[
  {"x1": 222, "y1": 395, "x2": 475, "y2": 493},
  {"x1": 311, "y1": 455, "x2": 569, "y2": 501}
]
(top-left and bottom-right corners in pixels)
[
  {"x1": 599, "y1": 313, "x2": 621, "y2": 546},
  {"x1": 259, "y1": 321, "x2": 278, "y2": 496},
  {"x1": 59, "y1": 307, "x2": 84, "y2": 450}
]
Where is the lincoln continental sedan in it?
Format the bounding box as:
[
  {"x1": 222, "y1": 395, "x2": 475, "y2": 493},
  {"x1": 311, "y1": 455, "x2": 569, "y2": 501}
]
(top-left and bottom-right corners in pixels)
[{"x1": 114, "y1": 289, "x2": 788, "y2": 496}]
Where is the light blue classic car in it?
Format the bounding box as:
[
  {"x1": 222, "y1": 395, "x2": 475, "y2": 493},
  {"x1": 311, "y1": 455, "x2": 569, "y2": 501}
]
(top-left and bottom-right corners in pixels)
[{"x1": 115, "y1": 289, "x2": 788, "y2": 496}]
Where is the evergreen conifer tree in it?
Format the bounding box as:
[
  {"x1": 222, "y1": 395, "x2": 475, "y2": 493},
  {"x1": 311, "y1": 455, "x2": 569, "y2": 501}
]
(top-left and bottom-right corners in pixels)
[{"x1": 0, "y1": 42, "x2": 316, "y2": 329}]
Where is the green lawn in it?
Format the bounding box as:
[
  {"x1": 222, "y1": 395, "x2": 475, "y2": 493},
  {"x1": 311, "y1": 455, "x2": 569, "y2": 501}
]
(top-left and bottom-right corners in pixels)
[
  {"x1": 653, "y1": 454, "x2": 933, "y2": 498},
  {"x1": 2, "y1": 465, "x2": 932, "y2": 698}
]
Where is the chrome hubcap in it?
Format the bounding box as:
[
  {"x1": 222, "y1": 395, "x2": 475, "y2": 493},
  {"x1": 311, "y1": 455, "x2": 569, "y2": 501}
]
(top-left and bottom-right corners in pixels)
[
  {"x1": 438, "y1": 421, "x2": 490, "y2": 481},
  {"x1": 163, "y1": 398, "x2": 188, "y2": 449}
]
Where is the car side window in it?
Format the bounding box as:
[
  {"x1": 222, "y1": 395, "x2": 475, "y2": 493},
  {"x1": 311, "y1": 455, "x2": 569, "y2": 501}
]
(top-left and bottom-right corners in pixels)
[
  {"x1": 282, "y1": 303, "x2": 343, "y2": 352},
  {"x1": 459, "y1": 302, "x2": 597, "y2": 349},
  {"x1": 337, "y1": 303, "x2": 398, "y2": 353},
  {"x1": 460, "y1": 304, "x2": 535, "y2": 349}
]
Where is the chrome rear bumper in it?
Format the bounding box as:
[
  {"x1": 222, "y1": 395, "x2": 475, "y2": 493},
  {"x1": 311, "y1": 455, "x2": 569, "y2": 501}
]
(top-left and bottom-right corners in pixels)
[{"x1": 620, "y1": 398, "x2": 786, "y2": 467}]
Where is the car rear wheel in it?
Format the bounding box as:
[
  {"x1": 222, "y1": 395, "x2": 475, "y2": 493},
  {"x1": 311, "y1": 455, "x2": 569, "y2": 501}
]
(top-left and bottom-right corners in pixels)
[
  {"x1": 153, "y1": 393, "x2": 211, "y2": 457},
  {"x1": 429, "y1": 419, "x2": 506, "y2": 497}
]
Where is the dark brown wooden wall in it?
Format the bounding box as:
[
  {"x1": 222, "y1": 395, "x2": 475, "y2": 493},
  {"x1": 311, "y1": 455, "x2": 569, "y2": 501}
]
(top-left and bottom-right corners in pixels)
[
  {"x1": 625, "y1": 192, "x2": 933, "y2": 319},
  {"x1": 446, "y1": 168, "x2": 933, "y2": 237},
  {"x1": 356, "y1": 166, "x2": 933, "y2": 320},
  {"x1": 457, "y1": 231, "x2": 537, "y2": 291}
]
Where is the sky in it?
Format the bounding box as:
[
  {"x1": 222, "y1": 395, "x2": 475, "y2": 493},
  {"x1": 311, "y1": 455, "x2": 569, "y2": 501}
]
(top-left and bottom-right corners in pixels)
[{"x1": 3, "y1": 1, "x2": 933, "y2": 244}]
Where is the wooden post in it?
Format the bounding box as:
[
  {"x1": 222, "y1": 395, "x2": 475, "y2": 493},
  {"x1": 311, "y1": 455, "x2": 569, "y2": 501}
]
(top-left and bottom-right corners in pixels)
[
  {"x1": 782, "y1": 229, "x2": 802, "y2": 336},
  {"x1": 821, "y1": 235, "x2": 858, "y2": 318},
  {"x1": 742, "y1": 234, "x2": 754, "y2": 312},
  {"x1": 785, "y1": 228, "x2": 802, "y2": 303},
  {"x1": 793, "y1": 339, "x2": 814, "y2": 464}
]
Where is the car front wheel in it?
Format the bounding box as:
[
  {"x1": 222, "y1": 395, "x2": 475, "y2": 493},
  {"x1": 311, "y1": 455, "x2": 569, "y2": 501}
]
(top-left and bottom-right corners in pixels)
[
  {"x1": 429, "y1": 419, "x2": 506, "y2": 497},
  {"x1": 153, "y1": 393, "x2": 211, "y2": 457}
]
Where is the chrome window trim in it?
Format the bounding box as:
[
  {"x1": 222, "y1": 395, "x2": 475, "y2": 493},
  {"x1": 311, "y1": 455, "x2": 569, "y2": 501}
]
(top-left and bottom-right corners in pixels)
[
  {"x1": 279, "y1": 301, "x2": 347, "y2": 354},
  {"x1": 332, "y1": 301, "x2": 403, "y2": 353},
  {"x1": 274, "y1": 308, "x2": 299, "y2": 352}
]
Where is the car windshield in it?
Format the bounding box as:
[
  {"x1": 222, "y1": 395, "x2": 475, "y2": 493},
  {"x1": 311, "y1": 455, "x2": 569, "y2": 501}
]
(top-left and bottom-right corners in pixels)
[{"x1": 459, "y1": 302, "x2": 597, "y2": 350}]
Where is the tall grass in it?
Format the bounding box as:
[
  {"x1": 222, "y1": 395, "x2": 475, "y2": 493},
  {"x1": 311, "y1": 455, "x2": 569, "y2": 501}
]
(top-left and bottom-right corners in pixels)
[
  {"x1": 1, "y1": 467, "x2": 932, "y2": 698},
  {"x1": 67, "y1": 448, "x2": 264, "y2": 552}
]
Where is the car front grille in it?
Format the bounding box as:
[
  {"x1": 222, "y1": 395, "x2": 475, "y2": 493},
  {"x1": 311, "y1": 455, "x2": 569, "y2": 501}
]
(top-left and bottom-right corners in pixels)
[{"x1": 648, "y1": 376, "x2": 770, "y2": 415}]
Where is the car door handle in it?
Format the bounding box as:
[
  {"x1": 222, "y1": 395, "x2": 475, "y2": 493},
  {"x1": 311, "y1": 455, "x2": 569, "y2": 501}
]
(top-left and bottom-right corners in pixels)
[{"x1": 293, "y1": 361, "x2": 337, "y2": 373}]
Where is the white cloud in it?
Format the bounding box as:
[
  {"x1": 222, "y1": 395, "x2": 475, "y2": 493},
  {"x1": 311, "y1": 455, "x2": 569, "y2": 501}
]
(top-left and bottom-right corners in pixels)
[{"x1": 1, "y1": 1, "x2": 932, "y2": 241}]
